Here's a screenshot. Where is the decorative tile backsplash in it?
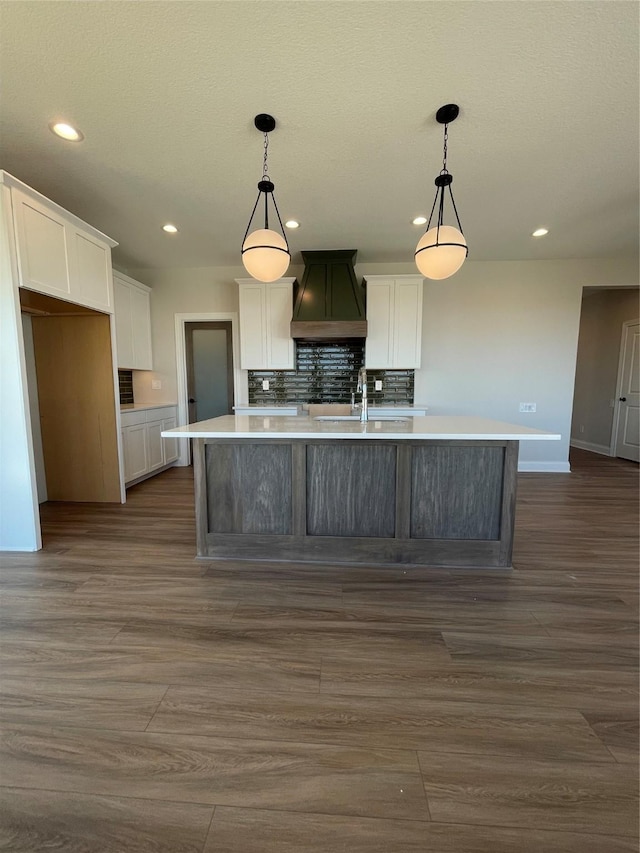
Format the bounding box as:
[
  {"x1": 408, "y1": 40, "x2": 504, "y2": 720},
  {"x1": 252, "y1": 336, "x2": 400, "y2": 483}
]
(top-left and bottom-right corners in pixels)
[
  {"x1": 118, "y1": 369, "x2": 134, "y2": 405},
  {"x1": 249, "y1": 341, "x2": 414, "y2": 404}
]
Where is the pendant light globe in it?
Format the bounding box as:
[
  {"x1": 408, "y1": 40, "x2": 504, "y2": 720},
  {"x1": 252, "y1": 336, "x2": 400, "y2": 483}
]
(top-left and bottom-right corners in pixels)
[
  {"x1": 242, "y1": 228, "x2": 290, "y2": 282},
  {"x1": 415, "y1": 225, "x2": 467, "y2": 280}
]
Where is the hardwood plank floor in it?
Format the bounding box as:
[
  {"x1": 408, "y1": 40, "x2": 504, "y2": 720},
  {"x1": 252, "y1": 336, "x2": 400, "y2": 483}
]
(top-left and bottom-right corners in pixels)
[{"x1": 0, "y1": 448, "x2": 637, "y2": 851}]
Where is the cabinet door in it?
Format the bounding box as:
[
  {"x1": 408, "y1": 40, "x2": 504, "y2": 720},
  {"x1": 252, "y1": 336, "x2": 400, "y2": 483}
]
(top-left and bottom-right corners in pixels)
[
  {"x1": 123, "y1": 424, "x2": 147, "y2": 482},
  {"x1": 393, "y1": 278, "x2": 423, "y2": 368},
  {"x1": 238, "y1": 283, "x2": 266, "y2": 369},
  {"x1": 71, "y1": 229, "x2": 113, "y2": 313},
  {"x1": 131, "y1": 286, "x2": 153, "y2": 370},
  {"x1": 146, "y1": 420, "x2": 164, "y2": 471},
  {"x1": 12, "y1": 188, "x2": 72, "y2": 300},
  {"x1": 113, "y1": 277, "x2": 135, "y2": 368},
  {"x1": 266, "y1": 283, "x2": 294, "y2": 368},
  {"x1": 365, "y1": 279, "x2": 395, "y2": 368},
  {"x1": 161, "y1": 416, "x2": 178, "y2": 464}
]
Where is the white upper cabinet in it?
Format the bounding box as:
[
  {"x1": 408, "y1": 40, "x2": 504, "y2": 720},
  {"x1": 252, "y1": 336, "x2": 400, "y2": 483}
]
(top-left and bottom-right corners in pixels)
[
  {"x1": 364, "y1": 275, "x2": 424, "y2": 369},
  {"x1": 9, "y1": 181, "x2": 116, "y2": 313},
  {"x1": 236, "y1": 278, "x2": 295, "y2": 370},
  {"x1": 72, "y1": 229, "x2": 113, "y2": 311},
  {"x1": 12, "y1": 189, "x2": 71, "y2": 299},
  {"x1": 113, "y1": 271, "x2": 153, "y2": 370}
]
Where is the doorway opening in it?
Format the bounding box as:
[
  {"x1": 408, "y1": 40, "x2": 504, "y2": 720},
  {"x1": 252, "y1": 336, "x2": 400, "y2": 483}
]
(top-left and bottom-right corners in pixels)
[
  {"x1": 19, "y1": 288, "x2": 123, "y2": 546},
  {"x1": 570, "y1": 287, "x2": 639, "y2": 462},
  {"x1": 174, "y1": 311, "x2": 245, "y2": 466},
  {"x1": 184, "y1": 322, "x2": 234, "y2": 423}
]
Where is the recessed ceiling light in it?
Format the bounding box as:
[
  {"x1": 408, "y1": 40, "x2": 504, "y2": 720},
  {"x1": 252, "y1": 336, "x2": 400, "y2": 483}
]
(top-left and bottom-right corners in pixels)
[
  {"x1": 412, "y1": 216, "x2": 427, "y2": 226},
  {"x1": 162, "y1": 224, "x2": 178, "y2": 233},
  {"x1": 285, "y1": 220, "x2": 300, "y2": 229},
  {"x1": 49, "y1": 122, "x2": 84, "y2": 142},
  {"x1": 532, "y1": 228, "x2": 549, "y2": 237}
]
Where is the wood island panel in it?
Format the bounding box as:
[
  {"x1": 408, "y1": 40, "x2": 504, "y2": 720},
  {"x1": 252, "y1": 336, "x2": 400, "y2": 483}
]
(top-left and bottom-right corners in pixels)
[
  {"x1": 306, "y1": 444, "x2": 396, "y2": 538},
  {"x1": 410, "y1": 445, "x2": 504, "y2": 540},
  {"x1": 194, "y1": 438, "x2": 519, "y2": 568},
  {"x1": 205, "y1": 442, "x2": 292, "y2": 535}
]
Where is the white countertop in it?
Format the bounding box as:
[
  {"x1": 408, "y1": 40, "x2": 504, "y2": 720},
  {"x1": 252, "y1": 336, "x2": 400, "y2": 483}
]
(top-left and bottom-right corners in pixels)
[{"x1": 162, "y1": 414, "x2": 561, "y2": 441}]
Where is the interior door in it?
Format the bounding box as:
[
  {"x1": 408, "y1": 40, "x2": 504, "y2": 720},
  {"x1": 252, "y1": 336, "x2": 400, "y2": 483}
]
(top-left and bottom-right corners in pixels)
[
  {"x1": 614, "y1": 321, "x2": 639, "y2": 462},
  {"x1": 185, "y1": 322, "x2": 234, "y2": 423}
]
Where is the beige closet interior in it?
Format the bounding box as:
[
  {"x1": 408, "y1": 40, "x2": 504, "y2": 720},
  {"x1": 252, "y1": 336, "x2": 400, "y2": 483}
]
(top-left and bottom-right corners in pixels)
[{"x1": 20, "y1": 289, "x2": 121, "y2": 502}]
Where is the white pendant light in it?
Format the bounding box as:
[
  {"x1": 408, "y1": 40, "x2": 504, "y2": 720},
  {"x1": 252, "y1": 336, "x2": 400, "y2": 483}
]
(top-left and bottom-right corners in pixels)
[
  {"x1": 415, "y1": 104, "x2": 468, "y2": 280},
  {"x1": 241, "y1": 114, "x2": 291, "y2": 282}
]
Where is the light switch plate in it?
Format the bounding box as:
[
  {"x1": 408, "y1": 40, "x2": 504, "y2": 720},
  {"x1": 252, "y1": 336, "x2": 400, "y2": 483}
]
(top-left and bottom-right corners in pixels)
[
  {"x1": 262, "y1": 380, "x2": 270, "y2": 391},
  {"x1": 151, "y1": 379, "x2": 162, "y2": 390},
  {"x1": 375, "y1": 380, "x2": 383, "y2": 391},
  {"x1": 519, "y1": 402, "x2": 536, "y2": 413}
]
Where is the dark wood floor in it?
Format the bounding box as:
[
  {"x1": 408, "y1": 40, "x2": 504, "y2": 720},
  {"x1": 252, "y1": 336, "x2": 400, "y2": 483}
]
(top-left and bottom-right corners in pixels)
[{"x1": 0, "y1": 449, "x2": 638, "y2": 852}]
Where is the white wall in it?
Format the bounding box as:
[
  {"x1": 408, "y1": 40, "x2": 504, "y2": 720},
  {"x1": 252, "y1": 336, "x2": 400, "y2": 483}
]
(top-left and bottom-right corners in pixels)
[
  {"x1": 132, "y1": 256, "x2": 638, "y2": 472},
  {"x1": 0, "y1": 185, "x2": 41, "y2": 550},
  {"x1": 21, "y1": 315, "x2": 47, "y2": 502}
]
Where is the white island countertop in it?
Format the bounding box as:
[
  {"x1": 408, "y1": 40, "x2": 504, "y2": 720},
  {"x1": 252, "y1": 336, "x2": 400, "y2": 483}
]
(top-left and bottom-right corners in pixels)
[{"x1": 162, "y1": 414, "x2": 561, "y2": 441}]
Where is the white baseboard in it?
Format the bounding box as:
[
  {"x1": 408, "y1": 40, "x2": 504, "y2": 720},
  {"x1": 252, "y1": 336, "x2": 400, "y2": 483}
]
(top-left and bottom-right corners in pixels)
[
  {"x1": 518, "y1": 461, "x2": 571, "y2": 473},
  {"x1": 570, "y1": 439, "x2": 611, "y2": 456},
  {"x1": 0, "y1": 543, "x2": 40, "y2": 552}
]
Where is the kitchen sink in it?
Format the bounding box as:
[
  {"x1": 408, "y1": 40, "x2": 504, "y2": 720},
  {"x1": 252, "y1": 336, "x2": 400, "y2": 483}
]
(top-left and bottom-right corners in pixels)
[{"x1": 313, "y1": 415, "x2": 410, "y2": 423}]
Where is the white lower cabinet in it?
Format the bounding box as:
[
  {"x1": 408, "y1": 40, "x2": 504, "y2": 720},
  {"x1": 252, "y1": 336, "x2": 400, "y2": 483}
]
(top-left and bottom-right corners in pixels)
[
  {"x1": 122, "y1": 422, "x2": 148, "y2": 482},
  {"x1": 121, "y1": 406, "x2": 178, "y2": 486},
  {"x1": 161, "y1": 417, "x2": 179, "y2": 465},
  {"x1": 146, "y1": 421, "x2": 165, "y2": 472}
]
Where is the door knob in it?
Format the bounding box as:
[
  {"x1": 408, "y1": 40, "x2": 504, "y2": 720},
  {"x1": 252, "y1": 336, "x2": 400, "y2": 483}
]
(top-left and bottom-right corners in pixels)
[
  {"x1": 619, "y1": 397, "x2": 627, "y2": 402},
  {"x1": 188, "y1": 397, "x2": 197, "y2": 403}
]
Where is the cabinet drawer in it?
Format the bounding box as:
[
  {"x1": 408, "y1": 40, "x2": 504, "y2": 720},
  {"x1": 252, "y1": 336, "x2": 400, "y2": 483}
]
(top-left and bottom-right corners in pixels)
[
  {"x1": 149, "y1": 406, "x2": 176, "y2": 421},
  {"x1": 121, "y1": 410, "x2": 147, "y2": 427}
]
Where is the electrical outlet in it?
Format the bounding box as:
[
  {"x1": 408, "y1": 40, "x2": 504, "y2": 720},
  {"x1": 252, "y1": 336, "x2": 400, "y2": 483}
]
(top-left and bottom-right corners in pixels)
[
  {"x1": 580, "y1": 424, "x2": 585, "y2": 433},
  {"x1": 262, "y1": 380, "x2": 270, "y2": 391},
  {"x1": 151, "y1": 379, "x2": 162, "y2": 390},
  {"x1": 519, "y1": 402, "x2": 536, "y2": 413},
  {"x1": 375, "y1": 380, "x2": 383, "y2": 391}
]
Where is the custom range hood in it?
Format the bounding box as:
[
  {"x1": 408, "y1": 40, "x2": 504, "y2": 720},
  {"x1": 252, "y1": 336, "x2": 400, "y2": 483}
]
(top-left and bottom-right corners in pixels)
[{"x1": 290, "y1": 250, "x2": 367, "y2": 339}]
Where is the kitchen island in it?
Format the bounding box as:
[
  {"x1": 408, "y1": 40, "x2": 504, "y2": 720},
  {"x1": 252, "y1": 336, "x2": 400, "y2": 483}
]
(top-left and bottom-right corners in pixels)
[{"x1": 163, "y1": 415, "x2": 560, "y2": 569}]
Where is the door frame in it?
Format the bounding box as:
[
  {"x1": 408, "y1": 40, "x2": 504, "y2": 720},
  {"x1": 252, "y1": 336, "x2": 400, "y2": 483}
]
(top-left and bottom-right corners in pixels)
[
  {"x1": 174, "y1": 312, "x2": 248, "y2": 466},
  {"x1": 609, "y1": 317, "x2": 640, "y2": 457},
  {"x1": 184, "y1": 321, "x2": 234, "y2": 424}
]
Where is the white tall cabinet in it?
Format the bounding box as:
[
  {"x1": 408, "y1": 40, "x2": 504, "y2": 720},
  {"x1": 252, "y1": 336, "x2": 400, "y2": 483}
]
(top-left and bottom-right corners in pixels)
[
  {"x1": 364, "y1": 275, "x2": 424, "y2": 369},
  {"x1": 236, "y1": 277, "x2": 295, "y2": 369},
  {"x1": 0, "y1": 171, "x2": 120, "y2": 551},
  {"x1": 113, "y1": 271, "x2": 153, "y2": 370}
]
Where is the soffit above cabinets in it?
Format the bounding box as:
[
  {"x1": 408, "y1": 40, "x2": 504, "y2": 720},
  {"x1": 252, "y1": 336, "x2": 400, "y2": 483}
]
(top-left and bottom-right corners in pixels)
[{"x1": 19, "y1": 288, "x2": 102, "y2": 317}]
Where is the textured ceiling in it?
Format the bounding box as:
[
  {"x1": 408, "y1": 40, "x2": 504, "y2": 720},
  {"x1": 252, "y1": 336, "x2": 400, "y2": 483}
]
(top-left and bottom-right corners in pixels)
[{"x1": 1, "y1": 1, "x2": 638, "y2": 271}]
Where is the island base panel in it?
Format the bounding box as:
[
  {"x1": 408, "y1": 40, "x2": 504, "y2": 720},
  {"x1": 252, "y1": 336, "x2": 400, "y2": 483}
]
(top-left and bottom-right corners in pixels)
[{"x1": 193, "y1": 438, "x2": 518, "y2": 568}]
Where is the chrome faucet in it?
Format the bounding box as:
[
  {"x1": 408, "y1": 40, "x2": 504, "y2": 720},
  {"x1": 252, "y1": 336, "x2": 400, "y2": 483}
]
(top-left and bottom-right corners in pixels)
[{"x1": 356, "y1": 366, "x2": 368, "y2": 422}]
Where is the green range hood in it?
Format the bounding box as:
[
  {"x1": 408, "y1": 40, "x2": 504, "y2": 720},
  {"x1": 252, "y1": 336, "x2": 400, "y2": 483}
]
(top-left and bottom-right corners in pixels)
[{"x1": 290, "y1": 250, "x2": 367, "y2": 339}]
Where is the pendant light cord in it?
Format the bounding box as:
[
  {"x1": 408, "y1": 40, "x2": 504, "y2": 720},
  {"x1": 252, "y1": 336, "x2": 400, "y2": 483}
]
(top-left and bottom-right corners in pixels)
[
  {"x1": 442, "y1": 122, "x2": 449, "y2": 174},
  {"x1": 263, "y1": 132, "x2": 270, "y2": 228},
  {"x1": 262, "y1": 132, "x2": 270, "y2": 181}
]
